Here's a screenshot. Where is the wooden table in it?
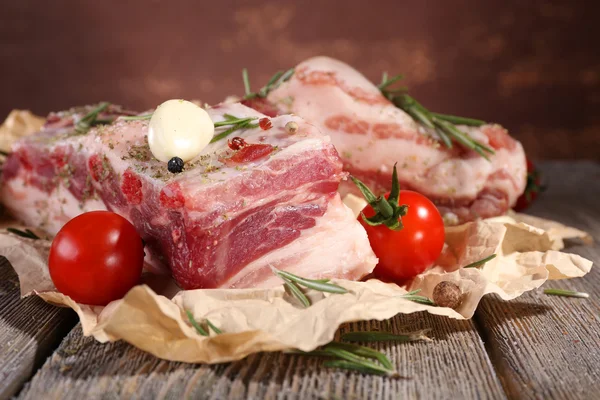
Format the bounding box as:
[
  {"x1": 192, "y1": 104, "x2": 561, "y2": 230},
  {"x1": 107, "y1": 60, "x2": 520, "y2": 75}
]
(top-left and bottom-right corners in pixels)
[{"x1": 1, "y1": 161, "x2": 598, "y2": 400}]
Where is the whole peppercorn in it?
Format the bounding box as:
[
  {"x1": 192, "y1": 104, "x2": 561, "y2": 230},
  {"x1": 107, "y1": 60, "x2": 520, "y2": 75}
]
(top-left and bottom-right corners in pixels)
[
  {"x1": 285, "y1": 121, "x2": 298, "y2": 134},
  {"x1": 432, "y1": 281, "x2": 463, "y2": 309},
  {"x1": 167, "y1": 156, "x2": 185, "y2": 174}
]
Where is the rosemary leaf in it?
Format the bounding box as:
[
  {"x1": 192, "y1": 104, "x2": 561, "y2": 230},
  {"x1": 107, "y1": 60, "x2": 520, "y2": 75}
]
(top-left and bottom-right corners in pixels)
[
  {"x1": 323, "y1": 360, "x2": 390, "y2": 376},
  {"x1": 341, "y1": 330, "x2": 431, "y2": 344},
  {"x1": 210, "y1": 117, "x2": 259, "y2": 143},
  {"x1": 281, "y1": 276, "x2": 311, "y2": 308},
  {"x1": 378, "y1": 72, "x2": 404, "y2": 90},
  {"x1": 274, "y1": 269, "x2": 348, "y2": 294},
  {"x1": 323, "y1": 348, "x2": 392, "y2": 374},
  {"x1": 206, "y1": 319, "x2": 222, "y2": 334},
  {"x1": 242, "y1": 68, "x2": 295, "y2": 100},
  {"x1": 6, "y1": 227, "x2": 40, "y2": 240},
  {"x1": 544, "y1": 288, "x2": 589, "y2": 298},
  {"x1": 242, "y1": 68, "x2": 252, "y2": 97},
  {"x1": 431, "y1": 113, "x2": 485, "y2": 126},
  {"x1": 286, "y1": 349, "x2": 332, "y2": 357},
  {"x1": 120, "y1": 114, "x2": 153, "y2": 121},
  {"x1": 213, "y1": 116, "x2": 256, "y2": 127},
  {"x1": 401, "y1": 294, "x2": 436, "y2": 306},
  {"x1": 434, "y1": 127, "x2": 453, "y2": 148},
  {"x1": 75, "y1": 102, "x2": 110, "y2": 134},
  {"x1": 326, "y1": 342, "x2": 393, "y2": 370},
  {"x1": 265, "y1": 70, "x2": 284, "y2": 88},
  {"x1": 463, "y1": 254, "x2": 497, "y2": 269},
  {"x1": 404, "y1": 289, "x2": 422, "y2": 296},
  {"x1": 92, "y1": 118, "x2": 115, "y2": 125},
  {"x1": 186, "y1": 310, "x2": 209, "y2": 336}
]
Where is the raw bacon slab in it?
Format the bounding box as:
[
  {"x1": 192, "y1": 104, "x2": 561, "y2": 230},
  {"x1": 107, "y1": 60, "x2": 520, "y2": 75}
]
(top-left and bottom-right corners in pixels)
[
  {"x1": 257, "y1": 56, "x2": 527, "y2": 224},
  {"x1": 1, "y1": 103, "x2": 377, "y2": 289}
]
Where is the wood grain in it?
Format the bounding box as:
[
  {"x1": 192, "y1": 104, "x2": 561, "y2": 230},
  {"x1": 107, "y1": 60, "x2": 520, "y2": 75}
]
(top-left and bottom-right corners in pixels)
[
  {"x1": 474, "y1": 161, "x2": 600, "y2": 399},
  {"x1": 18, "y1": 313, "x2": 505, "y2": 399},
  {"x1": 9, "y1": 161, "x2": 600, "y2": 399},
  {"x1": 0, "y1": 258, "x2": 77, "y2": 399}
]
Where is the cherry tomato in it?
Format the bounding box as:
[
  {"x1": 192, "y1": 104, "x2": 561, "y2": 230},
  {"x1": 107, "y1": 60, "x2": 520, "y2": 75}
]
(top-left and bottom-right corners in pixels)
[
  {"x1": 49, "y1": 211, "x2": 145, "y2": 305},
  {"x1": 359, "y1": 190, "x2": 445, "y2": 283},
  {"x1": 513, "y1": 158, "x2": 543, "y2": 211}
]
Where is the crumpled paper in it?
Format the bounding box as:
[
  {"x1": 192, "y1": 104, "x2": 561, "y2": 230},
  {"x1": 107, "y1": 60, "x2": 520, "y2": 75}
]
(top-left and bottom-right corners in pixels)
[{"x1": 0, "y1": 110, "x2": 594, "y2": 364}]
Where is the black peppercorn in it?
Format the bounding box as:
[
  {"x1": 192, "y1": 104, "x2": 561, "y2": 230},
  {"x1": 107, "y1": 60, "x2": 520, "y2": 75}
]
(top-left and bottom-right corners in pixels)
[{"x1": 167, "y1": 157, "x2": 184, "y2": 173}]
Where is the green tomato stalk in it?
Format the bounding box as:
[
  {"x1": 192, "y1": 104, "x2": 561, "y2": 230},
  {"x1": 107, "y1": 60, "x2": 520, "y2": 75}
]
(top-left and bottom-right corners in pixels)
[{"x1": 350, "y1": 163, "x2": 407, "y2": 231}]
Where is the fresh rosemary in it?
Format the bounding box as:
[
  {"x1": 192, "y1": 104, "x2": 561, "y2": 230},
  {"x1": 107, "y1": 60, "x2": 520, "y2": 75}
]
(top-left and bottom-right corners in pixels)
[
  {"x1": 186, "y1": 310, "x2": 223, "y2": 336},
  {"x1": 401, "y1": 289, "x2": 436, "y2": 306},
  {"x1": 463, "y1": 253, "x2": 497, "y2": 268},
  {"x1": 210, "y1": 114, "x2": 259, "y2": 143},
  {"x1": 341, "y1": 329, "x2": 431, "y2": 343},
  {"x1": 543, "y1": 288, "x2": 589, "y2": 298},
  {"x1": 6, "y1": 228, "x2": 40, "y2": 240},
  {"x1": 378, "y1": 73, "x2": 495, "y2": 160},
  {"x1": 120, "y1": 114, "x2": 153, "y2": 121},
  {"x1": 75, "y1": 102, "x2": 112, "y2": 134},
  {"x1": 242, "y1": 68, "x2": 295, "y2": 100},
  {"x1": 272, "y1": 268, "x2": 348, "y2": 308},
  {"x1": 290, "y1": 341, "x2": 401, "y2": 377}
]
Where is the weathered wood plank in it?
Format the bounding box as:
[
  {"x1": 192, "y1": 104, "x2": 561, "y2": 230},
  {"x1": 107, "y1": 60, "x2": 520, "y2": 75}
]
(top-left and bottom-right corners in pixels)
[
  {"x1": 18, "y1": 313, "x2": 506, "y2": 399},
  {"x1": 475, "y1": 161, "x2": 600, "y2": 399},
  {"x1": 0, "y1": 258, "x2": 77, "y2": 399}
]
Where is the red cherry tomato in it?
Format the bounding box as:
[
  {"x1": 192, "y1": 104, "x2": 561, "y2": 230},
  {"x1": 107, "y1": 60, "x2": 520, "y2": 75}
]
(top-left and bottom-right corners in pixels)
[
  {"x1": 359, "y1": 190, "x2": 445, "y2": 283},
  {"x1": 513, "y1": 158, "x2": 543, "y2": 211},
  {"x1": 49, "y1": 211, "x2": 144, "y2": 305}
]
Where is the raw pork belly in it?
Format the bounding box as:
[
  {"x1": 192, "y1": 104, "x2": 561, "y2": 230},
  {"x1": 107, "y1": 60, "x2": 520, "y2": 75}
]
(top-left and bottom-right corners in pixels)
[
  {"x1": 1, "y1": 103, "x2": 376, "y2": 289},
  {"x1": 249, "y1": 57, "x2": 527, "y2": 224}
]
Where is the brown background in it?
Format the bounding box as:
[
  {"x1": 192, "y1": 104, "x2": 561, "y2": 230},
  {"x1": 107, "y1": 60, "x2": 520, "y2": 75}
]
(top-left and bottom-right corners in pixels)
[{"x1": 1, "y1": 0, "x2": 598, "y2": 160}]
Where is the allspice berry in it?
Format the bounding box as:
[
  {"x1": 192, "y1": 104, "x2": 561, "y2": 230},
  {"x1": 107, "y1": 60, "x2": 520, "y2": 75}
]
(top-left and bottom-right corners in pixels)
[
  {"x1": 433, "y1": 281, "x2": 463, "y2": 309},
  {"x1": 285, "y1": 121, "x2": 298, "y2": 134}
]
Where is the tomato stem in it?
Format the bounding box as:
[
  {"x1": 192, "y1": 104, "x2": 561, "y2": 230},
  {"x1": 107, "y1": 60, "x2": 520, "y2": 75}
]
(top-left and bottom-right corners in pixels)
[{"x1": 350, "y1": 163, "x2": 407, "y2": 231}]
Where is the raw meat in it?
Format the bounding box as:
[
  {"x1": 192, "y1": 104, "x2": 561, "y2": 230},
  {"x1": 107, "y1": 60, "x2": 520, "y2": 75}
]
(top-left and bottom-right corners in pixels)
[
  {"x1": 245, "y1": 56, "x2": 527, "y2": 224},
  {"x1": 0, "y1": 102, "x2": 377, "y2": 289}
]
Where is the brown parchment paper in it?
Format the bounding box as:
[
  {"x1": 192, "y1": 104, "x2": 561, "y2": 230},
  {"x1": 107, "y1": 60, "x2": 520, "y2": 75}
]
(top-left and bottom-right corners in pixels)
[{"x1": 0, "y1": 110, "x2": 594, "y2": 364}]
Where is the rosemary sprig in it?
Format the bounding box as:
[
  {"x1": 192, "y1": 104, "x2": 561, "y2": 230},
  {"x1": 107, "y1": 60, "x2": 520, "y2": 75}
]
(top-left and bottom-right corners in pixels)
[
  {"x1": 120, "y1": 114, "x2": 153, "y2": 121},
  {"x1": 281, "y1": 276, "x2": 311, "y2": 308},
  {"x1": 273, "y1": 268, "x2": 348, "y2": 294},
  {"x1": 341, "y1": 329, "x2": 431, "y2": 343},
  {"x1": 324, "y1": 347, "x2": 392, "y2": 374},
  {"x1": 543, "y1": 288, "x2": 589, "y2": 298},
  {"x1": 75, "y1": 102, "x2": 111, "y2": 134},
  {"x1": 186, "y1": 310, "x2": 223, "y2": 336},
  {"x1": 323, "y1": 360, "x2": 401, "y2": 377},
  {"x1": 463, "y1": 254, "x2": 497, "y2": 268},
  {"x1": 379, "y1": 73, "x2": 494, "y2": 160},
  {"x1": 290, "y1": 341, "x2": 399, "y2": 377},
  {"x1": 186, "y1": 310, "x2": 209, "y2": 336},
  {"x1": 350, "y1": 163, "x2": 407, "y2": 231},
  {"x1": 242, "y1": 68, "x2": 295, "y2": 100},
  {"x1": 210, "y1": 114, "x2": 259, "y2": 143},
  {"x1": 6, "y1": 228, "x2": 40, "y2": 240},
  {"x1": 206, "y1": 319, "x2": 223, "y2": 334},
  {"x1": 326, "y1": 342, "x2": 394, "y2": 370},
  {"x1": 402, "y1": 294, "x2": 436, "y2": 306}
]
